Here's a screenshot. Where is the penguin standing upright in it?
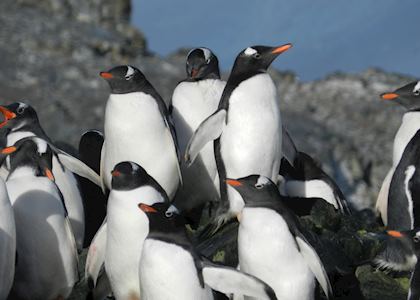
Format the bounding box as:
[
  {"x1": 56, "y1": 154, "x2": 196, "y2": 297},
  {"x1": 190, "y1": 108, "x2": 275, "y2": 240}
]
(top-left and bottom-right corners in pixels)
[
  {"x1": 1, "y1": 137, "x2": 78, "y2": 300},
  {"x1": 138, "y1": 202, "x2": 277, "y2": 300},
  {"x1": 171, "y1": 47, "x2": 226, "y2": 215},
  {"x1": 0, "y1": 176, "x2": 15, "y2": 299},
  {"x1": 226, "y1": 175, "x2": 332, "y2": 300},
  {"x1": 185, "y1": 44, "x2": 292, "y2": 224},
  {"x1": 104, "y1": 161, "x2": 169, "y2": 300},
  {"x1": 377, "y1": 81, "x2": 420, "y2": 225},
  {"x1": 0, "y1": 102, "x2": 102, "y2": 250},
  {"x1": 99, "y1": 65, "x2": 181, "y2": 199}
]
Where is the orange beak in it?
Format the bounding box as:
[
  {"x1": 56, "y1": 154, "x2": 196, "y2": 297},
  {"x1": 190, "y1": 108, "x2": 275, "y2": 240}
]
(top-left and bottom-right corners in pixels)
[
  {"x1": 226, "y1": 179, "x2": 242, "y2": 187},
  {"x1": 387, "y1": 230, "x2": 404, "y2": 238},
  {"x1": 381, "y1": 93, "x2": 399, "y2": 100},
  {"x1": 1, "y1": 146, "x2": 17, "y2": 154},
  {"x1": 138, "y1": 203, "x2": 157, "y2": 213},
  {"x1": 100, "y1": 72, "x2": 113, "y2": 79},
  {"x1": 44, "y1": 168, "x2": 55, "y2": 181},
  {"x1": 111, "y1": 170, "x2": 120, "y2": 177},
  {"x1": 191, "y1": 68, "x2": 199, "y2": 78},
  {"x1": 271, "y1": 43, "x2": 293, "y2": 55},
  {"x1": 0, "y1": 106, "x2": 16, "y2": 128}
]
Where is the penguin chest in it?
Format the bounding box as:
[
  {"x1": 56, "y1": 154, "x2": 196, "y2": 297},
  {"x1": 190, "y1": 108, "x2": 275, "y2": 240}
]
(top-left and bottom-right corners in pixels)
[
  {"x1": 238, "y1": 208, "x2": 314, "y2": 300},
  {"x1": 393, "y1": 112, "x2": 420, "y2": 166},
  {"x1": 221, "y1": 74, "x2": 281, "y2": 179},
  {"x1": 140, "y1": 239, "x2": 212, "y2": 300}
]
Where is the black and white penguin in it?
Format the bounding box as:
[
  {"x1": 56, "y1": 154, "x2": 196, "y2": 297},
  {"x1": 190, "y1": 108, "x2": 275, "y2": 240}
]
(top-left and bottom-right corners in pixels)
[
  {"x1": 185, "y1": 44, "x2": 292, "y2": 225},
  {"x1": 279, "y1": 151, "x2": 351, "y2": 215},
  {"x1": 375, "y1": 129, "x2": 420, "y2": 271},
  {"x1": 0, "y1": 177, "x2": 15, "y2": 299},
  {"x1": 1, "y1": 137, "x2": 78, "y2": 299},
  {"x1": 99, "y1": 65, "x2": 182, "y2": 199},
  {"x1": 171, "y1": 47, "x2": 225, "y2": 215},
  {"x1": 0, "y1": 102, "x2": 101, "y2": 250},
  {"x1": 104, "y1": 161, "x2": 170, "y2": 300},
  {"x1": 226, "y1": 175, "x2": 332, "y2": 300},
  {"x1": 377, "y1": 81, "x2": 420, "y2": 225},
  {"x1": 139, "y1": 201, "x2": 277, "y2": 300}
]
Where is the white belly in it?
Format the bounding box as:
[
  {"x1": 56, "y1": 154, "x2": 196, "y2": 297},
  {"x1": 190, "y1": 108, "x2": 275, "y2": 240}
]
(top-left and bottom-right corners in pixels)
[
  {"x1": 7, "y1": 176, "x2": 77, "y2": 300},
  {"x1": 140, "y1": 239, "x2": 213, "y2": 300},
  {"x1": 393, "y1": 112, "x2": 420, "y2": 166},
  {"x1": 103, "y1": 93, "x2": 179, "y2": 199},
  {"x1": 239, "y1": 207, "x2": 315, "y2": 300},
  {"x1": 0, "y1": 179, "x2": 15, "y2": 299}
]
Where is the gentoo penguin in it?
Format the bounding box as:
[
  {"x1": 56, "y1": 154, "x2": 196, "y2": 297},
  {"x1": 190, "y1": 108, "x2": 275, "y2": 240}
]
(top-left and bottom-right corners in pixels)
[
  {"x1": 104, "y1": 161, "x2": 169, "y2": 300},
  {"x1": 139, "y1": 201, "x2": 277, "y2": 300},
  {"x1": 99, "y1": 65, "x2": 181, "y2": 199},
  {"x1": 226, "y1": 175, "x2": 332, "y2": 300},
  {"x1": 377, "y1": 81, "x2": 420, "y2": 225},
  {"x1": 171, "y1": 47, "x2": 225, "y2": 216},
  {"x1": 375, "y1": 229, "x2": 420, "y2": 300},
  {"x1": 0, "y1": 102, "x2": 101, "y2": 250},
  {"x1": 1, "y1": 137, "x2": 78, "y2": 300},
  {"x1": 375, "y1": 129, "x2": 420, "y2": 271},
  {"x1": 279, "y1": 151, "x2": 351, "y2": 215},
  {"x1": 185, "y1": 44, "x2": 292, "y2": 225},
  {"x1": 0, "y1": 177, "x2": 15, "y2": 299}
]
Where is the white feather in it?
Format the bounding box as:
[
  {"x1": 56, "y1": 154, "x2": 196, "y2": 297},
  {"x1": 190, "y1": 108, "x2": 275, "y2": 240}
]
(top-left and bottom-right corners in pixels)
[{"x1": 244, "y1": 47, "x2": 257, "y2": 56}]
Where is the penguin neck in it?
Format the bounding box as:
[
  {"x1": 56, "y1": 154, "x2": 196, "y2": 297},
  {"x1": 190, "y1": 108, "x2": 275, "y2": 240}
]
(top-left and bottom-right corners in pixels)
[
  {"x1": 8, "y1": 166, "x2": 38, "y2": 180},
  {"x1": 7, "y1": 123, "x2": 49, "y2": 145},
  {"x1": 393, "y1": 111, "x2": 420, "y2": 165},
  {"x1": 185, "y1": 72, "x2": 220, "y2": 82}
]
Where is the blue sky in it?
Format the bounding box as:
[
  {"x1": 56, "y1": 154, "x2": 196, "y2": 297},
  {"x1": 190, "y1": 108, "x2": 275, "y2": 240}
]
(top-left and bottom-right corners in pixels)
[{"x1": 132, "y1": 0, "x2": 420, "y2": 80}]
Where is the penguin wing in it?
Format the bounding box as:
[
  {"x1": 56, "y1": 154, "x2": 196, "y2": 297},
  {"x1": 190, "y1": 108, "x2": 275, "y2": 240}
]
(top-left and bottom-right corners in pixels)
[
  {"x1": 281, "y1": 126, "x2": 298, "y2": 167},
  {"x1": 185, "y1": 109, "x2": 226, "y2": 166},
  {"x1": 295, "y1": 235, "x2": 333, "y2": 299},
  {"x1": 64, "y1": 215, "x2": 80, "y2": 281},
  {"x1": 202, "y1": 263, "x2": 277, "y2": 300},
  {"x1": 163, "y1": 115, "x2": 183, "y2": 185},
  {"x1": 376, "y1": 168, "x2": 393, "y2": 226},
  {"x1": 99, "y1": 144, "x2": 106, "y2": 193},
  {"x1": 85, "y1": 220, "x2": 107, "y2": 287}
]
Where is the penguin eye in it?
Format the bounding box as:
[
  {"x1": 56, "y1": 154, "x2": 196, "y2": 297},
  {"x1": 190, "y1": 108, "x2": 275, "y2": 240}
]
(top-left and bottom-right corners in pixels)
[
  {"x1": 254, "y1": 53, "x2": 261, "y2": 59},
  {"x1": 17, "y1": 107, "x2": 25, "y2": 114},
  {"x1": 205, "y1": 58, "x2": 211, "y2": 64},
  {"x1": 414, "y1": 236, "x2": 420, "y2": 243},
  {"x1": 165, "y1": 211, "x2": 173, "y2": 218},
  {"x1": 125, "y1": 74, "x2": 134, "y2": 80},
  {"x1": 414, "y1": 90, "x2": 420, "y2": 96},
  {"x1": 255, "y1": 183, "x2": 264, "y2": 189}
]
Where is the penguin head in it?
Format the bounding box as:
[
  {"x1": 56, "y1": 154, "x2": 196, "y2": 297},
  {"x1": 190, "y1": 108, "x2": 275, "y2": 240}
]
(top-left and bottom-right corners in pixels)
[
  {"x1": 226, "y1": 175, "x2": 279, "y2": 207},
  {"x1": 100, "y1": 65, "x2": 147, "y2": 94},
  {"x1": 111, "y1": 161, "x2": 154, "y2": 191},
  {"x1": 231, "y1": 43, "x2": 292, "y2": 75},
  {"x1": 0, "y1": 137, "x2": 54, "y2": 181},
  {"x1": 381, "y1": 81, "x2": 420, "y2": 111},
  {"x1": 0, "y1": 102, "x2": 39, "y2": 132},
  {"x1": 138, "y1": 201, "x2": 184, "y2": 234},
  {"x1": 186, "y1": 47, "x2": 220, "y2": 80},
  {"x1": 381, "y1": 229, "x2": 420, "y2": 257}
]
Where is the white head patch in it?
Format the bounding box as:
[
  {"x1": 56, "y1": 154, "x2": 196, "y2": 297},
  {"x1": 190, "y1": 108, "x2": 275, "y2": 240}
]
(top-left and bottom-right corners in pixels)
[
  {"x1": 130, "y1": 161, "x2": 140, "y2": 172},
  {"x1": 244, "y1": 47, "x2": 257, "y2": 56},
  {"x1": 200, "y1": 48, "x2": 212, "y2": 62},
  {"x1": 413, "y1": 81, "x2": 420, "y2": 95},
  {"x1": 256, "y1": 176, "x2": 270, "y2": 187},
  {"x1": 33, "y1": 137, "x2": 48, "y2": 154},
  {"x1": 125, "y1": 66, "x2": 135, "y2": 79},
  {"x1": 415, "y1": 231, "x2": 420, "y2": 238},
  {"x1": 18, "y1": 102, "x2": 28, "y2": 110}
]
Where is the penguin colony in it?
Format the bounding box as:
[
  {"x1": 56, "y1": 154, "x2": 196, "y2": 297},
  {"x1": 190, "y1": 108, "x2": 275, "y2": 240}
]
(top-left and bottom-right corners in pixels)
[{"x1": 0, "y1": 44, "x2": 418, "y2": 300}]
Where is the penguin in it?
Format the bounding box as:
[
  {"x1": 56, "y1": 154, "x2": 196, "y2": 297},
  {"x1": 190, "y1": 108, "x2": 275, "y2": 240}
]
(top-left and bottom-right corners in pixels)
[
  {"x1": 104, "y1": 161, "x2": 170, "y2": 300},
  {"x1": 375, "y1": 129, "x2": 420, "y2": 271},
  {"x1": 0, "y1": 177, "x2": 15, "y2": 299},
  {"x1": 0, "y1": 137, "x2": 78, "y2": 300},
  {"x1": 171, "y1": 47, "x2": 225, "y2": 217},
  {"x1": 0, "y1": 102, "x2": 101, "y2": 250},
  {"x1": 226, "y1": 175, "x2": 332, "y2": 300},
  {"x1": 377, "y1": 81, "x2": 420, "y2": 225},
  {"x1": 185, "y1": 44, "x2": 292, "y2": 226},
  {"x1": 279, "y1": 151, "x2": 351, "y2": 215},
  {"x1": 375, "y1": 229, "x2": 420, "y2": 300},
  {"x1": 99, "y1": 65, "x2": 182, "y2": 199},
  {"x1": 139, "y1": 201, "x2": 278, "y2": 300}
]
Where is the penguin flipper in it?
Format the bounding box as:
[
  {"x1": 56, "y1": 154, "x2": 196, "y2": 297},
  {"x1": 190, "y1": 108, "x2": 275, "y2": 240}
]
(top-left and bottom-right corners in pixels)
[
  {"x1": 85, "y1": 219, "x2": 107, "y2": 288},
  {"x1": 202, "y1": 263, "x2": 277, "y2": 300},
  {"x1": 376, "y1": 167, "x2": 393, "y2": 225},
  {"x1": 64, "y1": 215, "x2": 80, "y2": 282},
  {"x1": 281, "y1": 126, "x2": 298, "y2": 167},
  {"x1": 295, "y1": 236, "x2": 333, "y2": 299},
  {"x1": 185, "y1": 109, "x2": 226, "y2": 166}
]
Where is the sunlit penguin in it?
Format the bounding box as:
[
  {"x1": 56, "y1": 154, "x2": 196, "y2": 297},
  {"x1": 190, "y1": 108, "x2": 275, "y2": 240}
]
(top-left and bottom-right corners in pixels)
[
  {"x1": 171, "y1": 47, "x2": 225, "y2": 217},
  {"x1": 104, "y1": 161, "x2": 169, "y2": 300},
  {"x1": 0, "y1": 102, "x2": 101, "y2": 250},
  {"x1": 1, "y1": 137, "x2": 78, "y2": 300},
  {"x1": 226, "y1": 175, "x2": 332, "y2": 300},
  {"x1": 139, "y1": 201, "x2": 277, "y2": 300},
  {"x1": 0, "y1": 177, "x2": 15, "y2": 299},
  {"x1": 377, "y1": 81, "x2": 420, "y2": 225},
  {"x1": 99, "y1": 65, "x2": 182, "y2": 199},
  {"x1": 185, "y1": 44, "x2": 292, "y2": 226}
]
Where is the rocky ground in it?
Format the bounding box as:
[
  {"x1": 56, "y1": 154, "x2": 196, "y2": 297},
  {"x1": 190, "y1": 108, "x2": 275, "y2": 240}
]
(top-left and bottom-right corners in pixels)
[{"x1": 0, "y1": 0, "x2": 417, "y2": 299}]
